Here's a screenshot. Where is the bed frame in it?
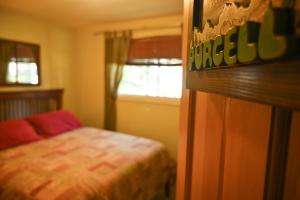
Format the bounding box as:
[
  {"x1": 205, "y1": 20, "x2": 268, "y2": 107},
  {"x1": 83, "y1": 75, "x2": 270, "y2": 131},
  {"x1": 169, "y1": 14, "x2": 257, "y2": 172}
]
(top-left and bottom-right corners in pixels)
[{"x1": 0, "y1": 89, "x2": 63, "y2": 121}]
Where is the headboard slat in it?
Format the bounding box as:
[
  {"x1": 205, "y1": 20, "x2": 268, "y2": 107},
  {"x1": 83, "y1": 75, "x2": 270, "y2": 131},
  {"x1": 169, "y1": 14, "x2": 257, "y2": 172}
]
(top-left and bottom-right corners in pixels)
[{"x1": 0, "y1": 89, "x2": 63, "y2": 121}]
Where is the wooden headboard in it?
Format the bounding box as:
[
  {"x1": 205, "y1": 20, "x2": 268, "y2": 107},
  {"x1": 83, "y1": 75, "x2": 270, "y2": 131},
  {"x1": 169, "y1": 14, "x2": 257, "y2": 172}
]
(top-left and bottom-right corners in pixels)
[{"x1": 0, "y1": 89, "x2": 63, "y2": 121}]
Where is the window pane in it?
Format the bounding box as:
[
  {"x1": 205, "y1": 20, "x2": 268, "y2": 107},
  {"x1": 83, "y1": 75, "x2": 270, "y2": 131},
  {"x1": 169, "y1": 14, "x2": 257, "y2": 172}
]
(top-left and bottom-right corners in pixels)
[
  {"x1": 158, "y1": 66, "x2": 182, "y2": 98},
  {"x1": 6, "y1": 62, "x2": 38, "y2": 84},
  {"x1": 146, "y1": 66, "x2": 159, "y2": 96},
  {"x1": 6, "y1": 62, "x2": 17, "y2": 83},
  {"x1": 118, "y1": 63, "x2": 182, "y2": 98},
  {"x1": 119, "y1": 66, "x2": 148, "y2": 96},
  {"x1": 17, "y1": 62, "x2": 38, "y2": 84}
]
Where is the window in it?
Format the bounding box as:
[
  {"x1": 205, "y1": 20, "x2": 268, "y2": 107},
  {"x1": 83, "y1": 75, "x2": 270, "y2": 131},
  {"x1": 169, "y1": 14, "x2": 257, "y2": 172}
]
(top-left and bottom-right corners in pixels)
[
  {"x1": 0, "y1": 39, "x2": 40, "y2": 86},
  {"x1": 118, "y1": 58, "x2": 182, "y2": 98},
  {"x1": 118, "y1": 35, "x2": 183, "y2": 99}
]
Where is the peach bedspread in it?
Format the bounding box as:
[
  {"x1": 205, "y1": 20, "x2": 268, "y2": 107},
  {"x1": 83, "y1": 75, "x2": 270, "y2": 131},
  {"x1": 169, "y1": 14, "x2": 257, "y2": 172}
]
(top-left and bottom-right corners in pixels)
[{"x1": 0, "y1": 127, "x2": 175, "y2": 200}]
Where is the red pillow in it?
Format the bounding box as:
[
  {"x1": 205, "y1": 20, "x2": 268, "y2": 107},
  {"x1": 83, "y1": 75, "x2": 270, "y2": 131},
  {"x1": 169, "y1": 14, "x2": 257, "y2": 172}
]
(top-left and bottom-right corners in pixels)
[
  {"x1": 26, "y1": 110, "x2": 82, "y2": 137},
  {"x1": 0, "y1": 119, "x2": 42, "y2": 150}
]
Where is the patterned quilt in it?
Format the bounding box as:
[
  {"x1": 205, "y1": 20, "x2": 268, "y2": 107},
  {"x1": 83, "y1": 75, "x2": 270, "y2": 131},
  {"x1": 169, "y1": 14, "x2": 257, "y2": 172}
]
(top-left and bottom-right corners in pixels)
[{"x1": 0, "y1": 127, "x2": 175, "y2": 200}]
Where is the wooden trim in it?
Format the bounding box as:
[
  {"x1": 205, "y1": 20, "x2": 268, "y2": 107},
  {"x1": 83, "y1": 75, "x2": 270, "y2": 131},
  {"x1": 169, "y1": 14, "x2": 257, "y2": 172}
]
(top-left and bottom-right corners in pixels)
[
  {"x1": 183, "y1": 91, "x2": 196, "y2": 200},
  {"x1": 176, "y1": 92, "x2": 196, "y2": 200},
  {"x1": 0, "y1": 38, "x2": 39, "y2": 46},
  {"x1": 187, "y1": 59, "x2": 300, "y2": 110},
  {"x1": 264, "y1": 107, "x2": 292, "y2": 200},
  {"x1": 217, "y1": 98, "x2": 228, "y2": 200},
  {"x1": 176, "y1": 0, "x2": 195, "y2": 200}
]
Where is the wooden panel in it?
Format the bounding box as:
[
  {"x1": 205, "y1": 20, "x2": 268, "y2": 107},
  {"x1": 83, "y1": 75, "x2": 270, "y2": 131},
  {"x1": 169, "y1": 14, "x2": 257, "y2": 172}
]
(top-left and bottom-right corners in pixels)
[
  {"x1": 190, "y1": 92, "x2": 226, "y2": 200},
  {"x1": 283, "y1": 111, "x2": 300, "y2": 200},
  {"x1": 188, "y1": 60, "x2": 300, "y2": 110},
  {"x1": 222, "y1": 99, "x2": 272, "y2": 200}
]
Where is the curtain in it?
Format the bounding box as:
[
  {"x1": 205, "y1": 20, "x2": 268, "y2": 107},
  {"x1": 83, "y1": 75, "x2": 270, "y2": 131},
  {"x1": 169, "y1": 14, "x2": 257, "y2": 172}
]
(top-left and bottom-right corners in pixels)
[
  {"x1": 0, "y1": 42, "x2": 15, "y2": 84},
  {"x1": 104, "y1": 31, "x2": 132, "y2": 130}
]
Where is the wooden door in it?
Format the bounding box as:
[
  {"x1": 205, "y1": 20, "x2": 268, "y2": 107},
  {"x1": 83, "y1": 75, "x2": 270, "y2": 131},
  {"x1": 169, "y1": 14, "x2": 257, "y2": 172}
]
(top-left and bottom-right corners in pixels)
[
  {"x1": 283, "y1": 112, "x2": 300, "y2": 200},
  {"x1": 176, "y1": 0, "x2": 300, "y2": 199}
]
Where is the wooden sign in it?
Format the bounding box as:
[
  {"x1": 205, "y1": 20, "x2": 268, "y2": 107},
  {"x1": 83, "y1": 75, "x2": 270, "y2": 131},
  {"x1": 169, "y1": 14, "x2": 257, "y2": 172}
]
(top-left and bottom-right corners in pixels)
[{"x1": 187, "y1": 0, "x2": 300, "y2": 110}]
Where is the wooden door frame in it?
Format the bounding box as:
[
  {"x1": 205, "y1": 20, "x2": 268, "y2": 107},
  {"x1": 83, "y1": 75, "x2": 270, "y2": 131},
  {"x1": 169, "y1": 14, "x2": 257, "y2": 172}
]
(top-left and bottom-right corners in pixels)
[{"x1": 176, "y1": 0, "x2": 196, "y2": 199}]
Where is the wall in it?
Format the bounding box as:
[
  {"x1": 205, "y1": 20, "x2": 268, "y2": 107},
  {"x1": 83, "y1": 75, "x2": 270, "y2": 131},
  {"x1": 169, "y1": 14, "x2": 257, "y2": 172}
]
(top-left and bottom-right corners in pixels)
[
  {"x1": 117, "y1": 97, "x2": 180, "y2": 158},
  {"x1": 75, "y1": 28, "x2": 105, "y2": 128},
  {"x1": 0, "y1": 8, "x2": 77, "y2": 113},
  {"x1": 76, "y1": 15, "x2": 182, "y2": 158}
]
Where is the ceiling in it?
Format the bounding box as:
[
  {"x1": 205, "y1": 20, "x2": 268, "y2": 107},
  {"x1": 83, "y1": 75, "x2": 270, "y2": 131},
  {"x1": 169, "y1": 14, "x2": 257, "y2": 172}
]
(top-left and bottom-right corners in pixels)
[{"x1": 0, "y1": 0, "x2": 183, "y2": 27}]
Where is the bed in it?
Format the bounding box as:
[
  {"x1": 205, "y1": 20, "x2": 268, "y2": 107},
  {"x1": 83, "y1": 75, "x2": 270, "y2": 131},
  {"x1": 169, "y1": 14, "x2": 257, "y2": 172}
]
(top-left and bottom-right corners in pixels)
[{"x1": 0, "y1": 89, "x2": 176, "y2": 200}]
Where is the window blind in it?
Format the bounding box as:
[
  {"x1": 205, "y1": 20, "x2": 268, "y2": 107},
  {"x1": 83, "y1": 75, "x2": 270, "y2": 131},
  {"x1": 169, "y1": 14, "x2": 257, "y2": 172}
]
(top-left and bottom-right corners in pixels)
[{"x1": 128, "y1": 35, "x2": 182, "y2": 61}]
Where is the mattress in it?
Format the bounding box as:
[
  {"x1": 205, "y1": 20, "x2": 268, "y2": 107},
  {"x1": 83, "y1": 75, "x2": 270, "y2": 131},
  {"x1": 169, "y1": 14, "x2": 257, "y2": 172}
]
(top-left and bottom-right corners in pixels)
[{"x1": 0, "y1": 127, "x2": 175, "y2": 200}]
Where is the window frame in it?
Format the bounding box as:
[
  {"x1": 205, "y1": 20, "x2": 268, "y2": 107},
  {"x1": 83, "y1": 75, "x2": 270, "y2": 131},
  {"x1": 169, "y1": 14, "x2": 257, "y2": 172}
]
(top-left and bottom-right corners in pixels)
[
  {"x1": 117, "y1": 94, "x2": 181, "y2": 106},
  {"x1": 0, "y1": 38, "x2": 41, "y2": 87},
  {"x1": 118, "y1": 58, "x2": 183, "y2": 102}
]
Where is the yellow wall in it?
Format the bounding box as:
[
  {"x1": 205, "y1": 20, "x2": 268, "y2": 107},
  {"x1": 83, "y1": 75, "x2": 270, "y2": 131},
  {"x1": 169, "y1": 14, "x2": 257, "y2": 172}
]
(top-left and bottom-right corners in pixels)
[
  {"x1": 76, "y1": 15, "x2": 182, "y2": 158},
  {"x1": 117, "y1": 96, "x2": 180, "y2": 158},
  {"x1": 75, "y1": 29, "x2": 105, "y2": 128},
  {"x1": 0, "y1": 8, "x2": 77, "y2": 112}
]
